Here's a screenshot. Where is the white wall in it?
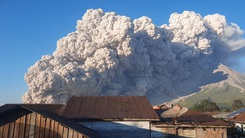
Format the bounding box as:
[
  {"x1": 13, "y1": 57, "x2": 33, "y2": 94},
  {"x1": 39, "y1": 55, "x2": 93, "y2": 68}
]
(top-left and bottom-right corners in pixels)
[{"x1": 235, "y1": 122, "x2": 245, "y2": 133}]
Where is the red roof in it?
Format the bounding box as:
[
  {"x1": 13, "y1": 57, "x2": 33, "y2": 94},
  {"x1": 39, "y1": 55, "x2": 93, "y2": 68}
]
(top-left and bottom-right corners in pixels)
[
  {"x1": 179, "y1": 110, "x2": 228, "y2": 126},
  {"x1": 62, "y1": 96, "x2": 160, "y2": 121},
  {"x1": 230, "y1": 112, "x2": 245, "y2": 123},
  {"x1": 155, "y1": 109, "x2": 229, "y2": 126},
  {"x1": 0, "y1": 96, "x2": 159, "y2": 121}
]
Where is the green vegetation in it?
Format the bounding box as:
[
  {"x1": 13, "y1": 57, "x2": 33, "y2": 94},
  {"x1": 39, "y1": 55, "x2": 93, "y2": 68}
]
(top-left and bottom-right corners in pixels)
[
  {"x1": 191, "y1": 99, "x2": 220, "y2": 112},
  {"x1": 178, "y1": 83, "x2": 245, "y2": 111},
  {"x1": 232, "y1": 99, "x2": 244, "y2": 111}
]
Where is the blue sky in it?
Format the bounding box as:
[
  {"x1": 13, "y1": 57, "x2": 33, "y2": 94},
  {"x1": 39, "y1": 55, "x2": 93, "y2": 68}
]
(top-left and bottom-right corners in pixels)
[{"x1": 1, "y1": 0, "x2": 245, "y2": 105}]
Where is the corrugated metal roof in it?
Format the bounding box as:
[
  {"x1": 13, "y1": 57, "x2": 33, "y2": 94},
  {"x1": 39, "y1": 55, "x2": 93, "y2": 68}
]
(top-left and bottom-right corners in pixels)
[
  {"x1": 155, "y1": 109, "x2": 229, "y2": 127},
  {"x1": 178, "y1": 110, "x2": 229, "y2": 126},
  {"x1": 229, "y1": 112, "x2": 245, "y2": 123},
  {"x1": 226, "y1": 107, "x2": 245, "y2": 118},
  {"x1": 62, "y1": 96, "x2": 160, "y2": 121}
]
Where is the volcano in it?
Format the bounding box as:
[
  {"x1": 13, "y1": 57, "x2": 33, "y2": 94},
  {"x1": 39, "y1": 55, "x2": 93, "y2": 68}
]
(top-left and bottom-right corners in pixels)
[{"x1": 165, "y1": 63, "x2": 245, "y2": 110}]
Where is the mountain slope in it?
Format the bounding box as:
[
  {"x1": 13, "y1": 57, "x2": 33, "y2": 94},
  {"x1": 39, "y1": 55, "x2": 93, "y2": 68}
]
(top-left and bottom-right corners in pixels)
[{"x1": 165, "y1": 64, "x2": 245, "y2": 110}]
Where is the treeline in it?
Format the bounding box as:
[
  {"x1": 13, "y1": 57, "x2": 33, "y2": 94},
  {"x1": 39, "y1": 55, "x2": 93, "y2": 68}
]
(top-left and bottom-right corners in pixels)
[{"x1": 191, "y1": 99, "x2": 244, "y2": 112}]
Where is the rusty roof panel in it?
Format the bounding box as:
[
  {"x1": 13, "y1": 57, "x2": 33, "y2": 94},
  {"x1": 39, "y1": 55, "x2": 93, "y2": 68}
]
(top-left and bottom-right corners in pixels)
[
  {"x1": 1, "y1": 96, "x2": 159, "y2": 121},
  {"x1": 178, "y1": 110, "x2": 228, "y2": 126},
  {"x1": 155, "y1": 109, "x2": 229, "y2": 126},
  {"x1": 62, "y1": 96, "x2": 159, "y2": 121},
  {"x1": 229, "y1": 112, "x2": 245, "y2": 123}
]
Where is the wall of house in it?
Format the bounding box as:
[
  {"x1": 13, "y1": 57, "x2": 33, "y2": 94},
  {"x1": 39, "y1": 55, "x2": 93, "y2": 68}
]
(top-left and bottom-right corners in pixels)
[
  {"x1": 80, "y1": 121, "x2": 151, "y2": 138},
  {"x1": 178, "y1": 128, "x2": 196, "y2": 137},
  {"x1": 196, "y1": 128, "x2": 227, "y2": 138},
  {"x1": 151, "y1": 126, "x2": 177, "y2": 137},
  {"x1": 151, "y1": 125, "x2": 196, "y2": 138},
  {"x1": 0, "y1": 108, "x2": 87, "y2": 138},
  {"x1": 234, "y1": 122, "x2": 245, "y2": 134},
  {"x1": 151, "y1": 123, "x2": 227, "y2": 138}
]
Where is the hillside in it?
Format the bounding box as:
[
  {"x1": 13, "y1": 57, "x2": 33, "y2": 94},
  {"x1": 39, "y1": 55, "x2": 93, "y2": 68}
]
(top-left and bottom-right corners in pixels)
[{"x1": 165, "y1": 64, "x2": 245, "y2": 110}]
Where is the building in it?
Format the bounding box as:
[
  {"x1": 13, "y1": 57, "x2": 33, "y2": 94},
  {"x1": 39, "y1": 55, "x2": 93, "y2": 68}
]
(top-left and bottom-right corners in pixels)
[
  {"x1": 152, "y1": 109, "x2": 231, "y2": 138},
  {"x1": 227, "y1": 111, "x2": 245, "y2": 137},
  {"x1": 0, "y1": 96, "x2": 160, "y2": 138},
  {"x1": 62, "y1": 96, "x2": 160, "y2": 137},
  {"x1": 0, "y1": 96, "x2": 231, "y2": 138},
  {"x1": 0, "y1": 104, "x2": 98, "y2": 138}
]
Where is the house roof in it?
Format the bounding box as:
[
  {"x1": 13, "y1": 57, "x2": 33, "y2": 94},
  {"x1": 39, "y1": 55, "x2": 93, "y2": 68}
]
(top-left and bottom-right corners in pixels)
[
  {"x1": 229, "y1": 112, "x2": 245, "y2": 123},
  {"x1": 0, "y1": 96, "x2": 159, "y2": 121},
  {"x1": 203, "y1": 111, "x2": 231, "y2": 118},
  {"x1": 62, "y1": 96, "x2": 160, "y2": 121},
  {"x1": 178, "y1": 110, "x2": 229, "y2": 126},
  {"x1": 0, "y1": 104, "x2": 65, "y2": 115},
  {"x1": 0, "y1": 104, "x2": 19, "y2": 114},
  {"x1": 0, "y1": 104, "x2": 98, "y2": 138},
  {"x1": 22, "y1": 106, "x2": 98, "y2": 138},
  {"x1": 226, "y1": 107, "x2": 245, "y2": 118},
  {"x1": 21, "y1": 104, "x2": 65, "y2": 114},
  {"x1": 155, "y1": 109, "x2": 230, "y2": 127}
]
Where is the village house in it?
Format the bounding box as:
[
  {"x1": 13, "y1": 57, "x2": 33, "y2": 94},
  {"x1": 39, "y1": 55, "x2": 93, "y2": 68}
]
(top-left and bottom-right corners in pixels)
[
  {"x1": 62, "y1": 96, "x2": 161, "y2": 137},
  {"x1": 0, "y1": 96, "x2": 160, "y2": 138},
  {"x1": 153, "y1": 109, "x2": 231, "y2": 138},
  {"x1": 0, "y1": 104, "x2": 98, "y2": 138},
  {"x1": 227, "y1": 111, "x2": 245, "y2": 137},
  {"x1": 0, "y1": 96, "x2": 231, "y2": 138}
]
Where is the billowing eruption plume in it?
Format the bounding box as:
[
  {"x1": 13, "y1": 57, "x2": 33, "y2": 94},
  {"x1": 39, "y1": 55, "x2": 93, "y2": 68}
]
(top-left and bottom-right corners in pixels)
[{"x1": 22, "y1": 9, "x2": 245, "y2": 104}]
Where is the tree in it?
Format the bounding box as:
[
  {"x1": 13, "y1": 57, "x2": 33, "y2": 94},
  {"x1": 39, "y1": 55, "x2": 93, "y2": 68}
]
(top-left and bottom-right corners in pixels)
[
  {"x1": 232, "y1": 99, "x2": 244, "y2": 111},
  {"x1": 191, "y1": 99, "x2": 220, "y2": 112}
]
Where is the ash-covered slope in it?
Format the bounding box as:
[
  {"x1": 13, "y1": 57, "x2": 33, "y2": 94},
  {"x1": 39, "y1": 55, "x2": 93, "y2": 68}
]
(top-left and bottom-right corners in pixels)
[
  {"x1": 22, "y1": 9, "x2": 245, "y2": 105},
  {"x1": 166, "y1": 64, "x2": 245, "y2": 109},
  {"x1": 202, "y1": 63, "x2": 245, "y2": 92}
]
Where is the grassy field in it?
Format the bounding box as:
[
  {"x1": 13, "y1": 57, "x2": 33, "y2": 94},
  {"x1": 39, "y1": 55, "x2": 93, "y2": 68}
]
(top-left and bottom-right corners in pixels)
[{"x1": 178, "y1": 83, "x2": 245, "y2": 110}]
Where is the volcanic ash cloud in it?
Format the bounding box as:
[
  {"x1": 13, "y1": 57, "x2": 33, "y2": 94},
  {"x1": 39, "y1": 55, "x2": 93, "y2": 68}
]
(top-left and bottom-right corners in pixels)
[{"x1": 22, "y1": 9, "x2": 245, "y2": 104}]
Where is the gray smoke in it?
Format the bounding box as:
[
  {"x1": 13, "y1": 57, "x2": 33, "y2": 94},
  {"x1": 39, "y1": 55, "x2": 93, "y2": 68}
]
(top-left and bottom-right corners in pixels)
[{"x1": 22, "y1": 9, "x2": 245, "y2": 104}]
